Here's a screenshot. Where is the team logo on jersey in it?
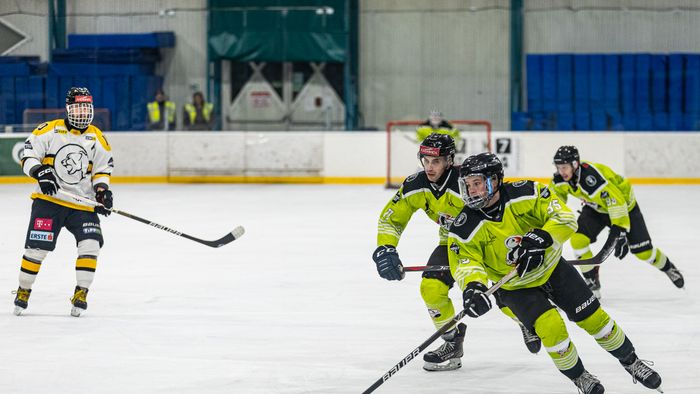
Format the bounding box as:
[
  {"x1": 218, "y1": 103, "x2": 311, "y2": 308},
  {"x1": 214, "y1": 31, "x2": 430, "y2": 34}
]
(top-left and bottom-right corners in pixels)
[
  {"x1": 585, "y1": 175, "x2": 597, "y2": 187},
  {"x1": 405, "y1": 173, "x2": 418, "y2": 183},
  {"x1": 437, "y1": 213, "x2": 454, "y2": 229},
  {"x1": 505, "y1": 235, "x2": 522, "y2": 249},
  {"x1": 454, "y1": 212, "x2": 467, "y2": 227},
  {"x1": 55, "y1": 144, "x2": 89, "y2": 185},
  {"x1": 29, "y1": 231, "x2": 54, "y2": 242},
  {"x1": 512, "y1": 180, "x2": 527, "y2": 187},
  {"x1": 34, "y1": 218, "x2": 53, "y2": 230},
  {"x1": 504, "y1": 235, "x2": 522, "y2": 265}
]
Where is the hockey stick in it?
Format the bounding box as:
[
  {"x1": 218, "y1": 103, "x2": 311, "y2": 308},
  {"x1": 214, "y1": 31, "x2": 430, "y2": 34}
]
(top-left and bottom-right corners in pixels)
[
  {"x1": 362, "y1": 268, "x2": 519, "y2": 394},
  {"x1": 403, "y1": 265, "x2": 450, "y2": 273},
  {"x1": 363, "y1": 232, "x2": 619, "y2": 393},
  {"x1": 405, "y1": 229, "x2": 618, "y2": 271},
  {"x1": 58, "y1": 190, "x2": 244, "y2": 248},
  {"x1": 566, "y1": 228, "x2": 619, "y2": 266}
]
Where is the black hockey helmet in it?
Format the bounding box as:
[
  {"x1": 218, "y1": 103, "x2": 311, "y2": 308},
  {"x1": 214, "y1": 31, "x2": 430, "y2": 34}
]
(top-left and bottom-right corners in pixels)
[
  {"x1": 458, "y1": 152, "x2": 504, "y2": 209},
  {"x1": 65, "y1": 87, "x2": 94, "y2": 129},
  {"x1": 553, "y1": 145, "x2": 580, "y2": 165},
  {"x1": 418, "y1": 133, "x2": 456, "y2": 162},
  {"x1": 66, "y1": 87, "x2": 92, "y2": 105}
]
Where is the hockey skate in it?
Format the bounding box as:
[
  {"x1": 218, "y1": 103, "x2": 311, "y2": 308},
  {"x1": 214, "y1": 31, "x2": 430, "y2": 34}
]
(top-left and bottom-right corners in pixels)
[
  {"x1": 661, "y1": 261, "x2": 684, "y2": 289},
  {"x1": 70, "y1": 286, "x2": 89, "y2": 317},
  {"x1": 583, "y1": 267, "x2": 601, "y2": 299},
  {"x1": 572, "y1": 370, "x2": 605, "y2": 394},
  {"x1": 621, "y1": 355, "x2": 663, "y2": 392},
  {"x1": 518, "y1": 323, "x2": 541, "y2": 354},
  {"x1": 423, "y1": 323, "x2": 466, "y2": 371},
  {"x1": 13, "y1": 287, "x2": 31, "y2": 316}
]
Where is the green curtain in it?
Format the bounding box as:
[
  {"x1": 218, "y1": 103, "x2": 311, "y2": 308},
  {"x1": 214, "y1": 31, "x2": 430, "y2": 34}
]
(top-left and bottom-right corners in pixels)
[{"x1": 209, "y1": 1, "x2": 347, "y2": 62}]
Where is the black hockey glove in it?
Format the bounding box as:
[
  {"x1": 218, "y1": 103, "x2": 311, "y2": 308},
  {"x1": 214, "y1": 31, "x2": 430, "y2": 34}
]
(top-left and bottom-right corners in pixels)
[
  {"x1": 32, "y1": 165, "x2": 59, "y2": 196},
  {"x1": 462, "y1": 281, "x2": 492, "y2": 318},
  {"x1": 610, "y1": 225, "x2": 629, "y2": 259},
  {"x1": 507, "y1": 228, "x2": 554, "y2": 277},
  {"x1": 94, "y1": 188, "x2": 113, "y2": 216},
  {"x1": 372, "y1": 245, "x2": 405, "y2": 281}
]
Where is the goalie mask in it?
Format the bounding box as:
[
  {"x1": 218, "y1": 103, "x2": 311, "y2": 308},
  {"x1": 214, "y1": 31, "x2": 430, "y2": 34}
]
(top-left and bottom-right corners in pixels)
[
  {"x1": 66, "y1": 87, "x2": 94, "y2": 130},
  {"x1": 458, "y1": 152, "x2": 504, "y2": 209},
  {"x1": 418, "y1": 133, "x2": 456, "y2": 166},
  {"x1": 429, "y1": 110, "x2": 443, "y2": 128}
]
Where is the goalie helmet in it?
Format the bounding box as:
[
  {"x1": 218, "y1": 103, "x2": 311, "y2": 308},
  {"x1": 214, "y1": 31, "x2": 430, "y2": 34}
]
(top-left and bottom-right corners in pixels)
[
  {"x1": 553, "y1": 145, "x2": 580, "y2": 165},
  {"x1": 418, "y1": 133, "x2": 456, "y2": 164},
  {"x1": 429, "y1": 110, "x2": 443, "y2": 128},
  {"x1": 458, "y1": 152, "x2": 504, "y2": 209},
  {"x1": 66, "y1": 87, "x2": 94, "y2": 130}
]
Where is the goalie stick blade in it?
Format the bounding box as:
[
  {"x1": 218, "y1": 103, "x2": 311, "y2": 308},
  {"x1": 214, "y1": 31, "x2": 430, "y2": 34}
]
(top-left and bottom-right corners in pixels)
[{"x1": 199, "y1": 226, "x2": 246, "y2": 248}]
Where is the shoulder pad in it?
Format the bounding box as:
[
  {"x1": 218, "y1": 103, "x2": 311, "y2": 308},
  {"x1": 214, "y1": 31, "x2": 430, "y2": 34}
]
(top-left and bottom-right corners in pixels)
[
  {"x1": 502, "y1": 180, "x2": 537, "y2": 200},
  {"x1": 579, "y1": 163, "x2": 606, "y2": 195},
  {"x1": 449, "y1": 208, "x2": 484, "y2": 240},
  {"x1": 401, "y1": 171, "x2": 429, "y2": 193}
]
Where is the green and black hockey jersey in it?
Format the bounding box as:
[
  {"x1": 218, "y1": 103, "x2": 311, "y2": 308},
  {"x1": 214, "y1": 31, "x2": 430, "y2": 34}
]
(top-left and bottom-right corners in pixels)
[
  {"x1": 447, "y1": 181, "x2": 578, "y2": 291},
  {"x1": 549, "y1": 162, "x2": 635, "y2": 230},
  {"x1": 377, "y1": 168, "x2": 464, "y2": 247}
]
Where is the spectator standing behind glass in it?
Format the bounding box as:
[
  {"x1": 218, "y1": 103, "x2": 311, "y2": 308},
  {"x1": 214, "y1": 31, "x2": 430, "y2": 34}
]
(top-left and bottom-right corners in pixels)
[
  {"x1": 183, "y1": 91, "x2": 214, "y2": 131},
  {"x1": 147, "y1": 88, "x2": 176, "y2": 130}
]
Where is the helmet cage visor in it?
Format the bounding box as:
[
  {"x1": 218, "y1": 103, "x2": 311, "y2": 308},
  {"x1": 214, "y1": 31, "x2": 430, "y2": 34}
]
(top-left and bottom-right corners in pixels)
[
  {"x1": 458, "y1": 173, "x2": 496, "y2": 209},
  {"x1": 66, "y1": 101, "x2": 94, "y2": 129}
]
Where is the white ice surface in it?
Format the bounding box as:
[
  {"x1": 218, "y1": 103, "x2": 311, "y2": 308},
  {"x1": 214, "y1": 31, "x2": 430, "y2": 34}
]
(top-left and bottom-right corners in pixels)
[{"x1": 0, "y1": 184, "x2": 698, "y2": 394}]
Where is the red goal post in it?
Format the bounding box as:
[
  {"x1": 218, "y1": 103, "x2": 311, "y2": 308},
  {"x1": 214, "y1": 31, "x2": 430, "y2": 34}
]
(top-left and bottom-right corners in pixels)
[{"x1": 385, "y1": 119, "x2": 492, "y2": 188}]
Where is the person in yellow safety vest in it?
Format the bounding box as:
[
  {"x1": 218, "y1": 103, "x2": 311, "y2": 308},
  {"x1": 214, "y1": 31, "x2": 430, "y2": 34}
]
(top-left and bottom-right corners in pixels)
[
  {"x1": 147, "y1": 88, "x2": 176, "y2": 130},
  {"x1": 183, "y1": 91, "x2": 214, "y2": 131}
]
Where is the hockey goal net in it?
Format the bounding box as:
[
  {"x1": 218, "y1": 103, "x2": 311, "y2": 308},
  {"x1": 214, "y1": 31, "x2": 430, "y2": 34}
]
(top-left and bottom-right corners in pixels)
[{"x1": 386, "y1": 119, "x2": 492, "y2": 188}]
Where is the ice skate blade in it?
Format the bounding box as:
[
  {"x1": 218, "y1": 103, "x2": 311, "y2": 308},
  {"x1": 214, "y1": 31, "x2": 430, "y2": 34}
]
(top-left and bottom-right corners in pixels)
[
  {"x1": 656, "y1": 387, "x2": 663, "y2": 393},
  {"x1": 71, "y1": 307, "x2": 85, "y2": 317},
  {"x1": 423, "y1": 358, "x2": 461, "y2": 371},
  {"x1": 13, "y1": 306, "x2": 25, "y2": 316}
]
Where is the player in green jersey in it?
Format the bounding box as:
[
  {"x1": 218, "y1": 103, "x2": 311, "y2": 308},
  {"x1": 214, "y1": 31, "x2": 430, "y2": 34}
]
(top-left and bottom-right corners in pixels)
[
  {"x1": 415, "y1": 110, "x2": 462, "y2": 144},
  {"x1": 373, "y1": 134, "x2": 541, "y2": 372},
  {"x1": 550, "y1": 145, "x2": 684, "y2": 299},
  {"x1": 449, "y1": 152, "x2": 663, "y2": 393}
]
